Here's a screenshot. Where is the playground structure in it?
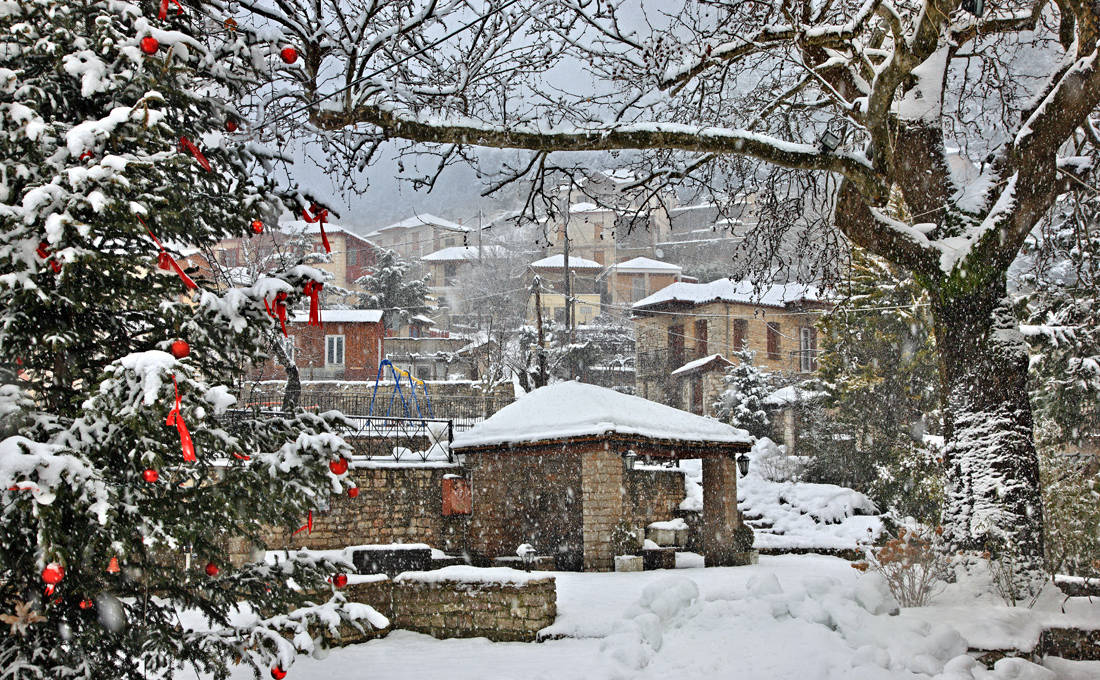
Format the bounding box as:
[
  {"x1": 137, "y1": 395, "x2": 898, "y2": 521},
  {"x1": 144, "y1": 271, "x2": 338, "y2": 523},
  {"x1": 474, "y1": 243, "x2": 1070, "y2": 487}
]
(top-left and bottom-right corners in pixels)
[{"x1": 368, "y1": 359, "x2": 435, "y2": 420}]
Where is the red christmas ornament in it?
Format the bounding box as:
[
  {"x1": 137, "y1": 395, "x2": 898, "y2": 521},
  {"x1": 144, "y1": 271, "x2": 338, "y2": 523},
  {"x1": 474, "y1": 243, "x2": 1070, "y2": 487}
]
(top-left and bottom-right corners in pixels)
[
  {"x1": 106, "y1": 556, "x2": 120, "y2": 574},
  {"x1": 79, "y1": 599, "x2": 94, "y2": 610},
  {"x1": 225, "y1": 119, "x2": 239, "y2": 133},
  {"x1": 332, "y1": 573, "x2": 348, "y2": 588},
  {"x1": 140, "y1": 36, "x2": 160, "y2": 55},
  {"x1": 205, "y1": 562, "x2": 219, "y2": 577},
  {"x1": 271, "y1": 667, "x2": 288, "y2": 680},
  {"x1": 329, "y1": 457, "x2": 348, "y2": 475},
  {"x1": 279, "y1": 47, "x2": 298, "y2": 64},
  {"x1": 347, "y1": 487, "x2": 359, "y2": 498},
  {"x1": 166, "y1": 376, "x2": 196, "y2": 463},
  {"x1": 170, "y1": 339, "x2": 190, "y2": 359},
  {"x1": 42, "y1": 563, "x2": 64, "y2": 594},
  {"x1": 142, "y1": 468, "x2": 159, "y2": 483},
  {"x1": 251, "y1": 219, "x2": 264, "y2": 234}
]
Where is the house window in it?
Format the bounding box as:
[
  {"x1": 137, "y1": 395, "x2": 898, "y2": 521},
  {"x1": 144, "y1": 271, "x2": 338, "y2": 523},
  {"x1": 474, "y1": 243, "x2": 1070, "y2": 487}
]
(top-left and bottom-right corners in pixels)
[
  {"x1": 690, "y1": 376, "x2": 703, "y2": 415},
  {"x1": 348, "y1": 249, "x2": 358, "y2": 266},
  {"x1": 694, "y1": 320, "x2": 708, "y2": 358},
  {"x1": 733, "y1": 319, "x2": 748, "y2": 352},
  {"x1": 766, "y1": 322, "x2": 781, "y2": 360},
  {"x1": 325, "y1": 335, "x2": 345, "y2": 366},
  {"x1": 444, "y1": 262, "x2": 458, "y2": 286},
  {"x1": 631, "y1": 277, "x2": 645, "y2": 301},
  {"x1": 221, "y1": 249, "x2": 238, "y2": 267},
  {"x1": 800, "y1": 327, "x2": 817, "y2": 372}
]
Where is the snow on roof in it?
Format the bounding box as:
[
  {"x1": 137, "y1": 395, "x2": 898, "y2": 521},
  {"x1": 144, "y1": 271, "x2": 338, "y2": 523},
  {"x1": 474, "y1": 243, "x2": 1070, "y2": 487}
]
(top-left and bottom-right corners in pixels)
[
  {"x1": 291, "y1": 309, "x2": 383, "y2": 324},
  {"x1": 633, "y1": 278, "x2": 820, "y2": 310},
  {"x1": 421, "y1": 245, "x2": 508, "y2": 261},
  {"x1": 452, "y1": 381, "x2": 753, "y2": 449},
  {"x1": 280, "y1": 219, "x2": 365, "y2": 240},
  {"x1": 410, "y1": 314, "x2": 436, "y2": 325},
  {"x1": 530, "y1": 254, "x2": 604, "y2": 270},
  {"x1": 611, "y1": 257, "x2": 683, "y2": 274},
  {"x1": 763, "y1": 384, "x2": 826, "y2": 406},
  {"x1": 569, "y1": 202, "x2": 612, "y2": 213},
  {"x1": 670, "y1": 353, "x2": 733, "y2": 377},
  {"x1": 368, "y1": 214, "x2": 468, "y2": 235}
]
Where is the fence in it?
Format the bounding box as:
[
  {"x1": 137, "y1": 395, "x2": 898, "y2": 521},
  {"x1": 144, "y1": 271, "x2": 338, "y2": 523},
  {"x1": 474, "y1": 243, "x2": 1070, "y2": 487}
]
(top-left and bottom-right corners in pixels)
[
  {"x1": 237, "y1": 389, "x2": 502, "y2": 432},
  {"x1": 220, "y1": 409, "x2": 456, "y2": 462}
]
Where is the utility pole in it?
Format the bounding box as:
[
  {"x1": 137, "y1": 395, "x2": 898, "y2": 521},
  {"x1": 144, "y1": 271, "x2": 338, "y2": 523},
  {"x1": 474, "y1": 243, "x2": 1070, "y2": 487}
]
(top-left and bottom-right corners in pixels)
[{"x1": 532, "y1": 275, "x2": 547, "y2": 388}]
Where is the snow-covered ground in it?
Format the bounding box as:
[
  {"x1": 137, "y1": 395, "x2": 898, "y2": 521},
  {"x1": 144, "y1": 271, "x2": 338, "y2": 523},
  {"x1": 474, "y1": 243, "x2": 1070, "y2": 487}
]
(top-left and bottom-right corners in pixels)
[{"x1": 220, "y1": 555, "x2": 1100, "y2": 680}]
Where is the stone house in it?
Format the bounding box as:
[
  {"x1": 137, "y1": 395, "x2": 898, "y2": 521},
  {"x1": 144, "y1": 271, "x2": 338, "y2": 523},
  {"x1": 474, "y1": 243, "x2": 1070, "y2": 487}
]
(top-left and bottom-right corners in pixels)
[
  {"x1": 669, "y1": 354, "x2": 735, "y2": 416},
  {"x1": 632, "y1": 278, "x2": 830, "y2": 413},
  {"x1": 254, "y1": 309, "x2": 385, "y2": 381},
  {"x1": 450, "y1": 381, "x2": 753, "y2": 571},
  {"x1": 366, "y1": 214, "x2": 469, "y2": 260}
]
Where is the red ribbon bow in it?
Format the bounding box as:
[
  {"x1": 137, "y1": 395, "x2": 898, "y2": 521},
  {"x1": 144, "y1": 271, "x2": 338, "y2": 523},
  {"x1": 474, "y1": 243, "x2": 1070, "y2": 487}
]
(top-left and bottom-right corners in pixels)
[
  {"x1": 140, "y1": 217, "x2": 198, "y2": 290},
  {"x1": 292, "y1": 510, "x2": 314, "y2": 536},
  {"x1": 166, "y1": 376, "x2": 196, "y2": 462},
  {"x1": 158, "y1": 0, "x2": 184, "y2": 20},
  {"x1": 36, "y1": 242, "x2": 62, "y2": 273},
  {"x1": 179, "y1": 136, "x2": 211, "y2": 172},
  {"x1": 301, "y1": 205, "x2": 331, "y2": 253},
  {"x1": 264, "y1": 291, "x2": 289, "y2": 336},
  {"x1": 303, "y1": 281, "x2": 323, "y2": 326}
]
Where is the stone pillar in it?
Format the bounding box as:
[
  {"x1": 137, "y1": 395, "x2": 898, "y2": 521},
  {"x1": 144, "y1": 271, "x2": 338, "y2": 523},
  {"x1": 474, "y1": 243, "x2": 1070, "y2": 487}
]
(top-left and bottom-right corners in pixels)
[
  {"x1": 581, "y1": 446, "x2": 624, "y2": 571},
  {"x1": 702, "y1": 455, "x2": 740, "y2": 566}
]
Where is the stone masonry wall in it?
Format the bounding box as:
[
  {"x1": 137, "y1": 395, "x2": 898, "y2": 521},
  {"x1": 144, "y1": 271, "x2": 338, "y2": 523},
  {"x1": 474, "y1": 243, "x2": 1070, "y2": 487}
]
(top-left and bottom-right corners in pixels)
[
  {"x1": 464, "y1": 450, "x2": 584, "y2": 569},
  {"x1": 581, "y1": 447, "x2": 625, "y2": 571},
  {"x1": 390, "y1": 576, "x2": 557, "y2": 642},
  {"x1": 627, "y1": 466, "x2": 687, "y2": 532},
  {"x1": 225, "y1": 463, "x2": 468, "y2": 565},
  {"x1": 336, "y1": 574, "x2": 557, "y2": 644}
]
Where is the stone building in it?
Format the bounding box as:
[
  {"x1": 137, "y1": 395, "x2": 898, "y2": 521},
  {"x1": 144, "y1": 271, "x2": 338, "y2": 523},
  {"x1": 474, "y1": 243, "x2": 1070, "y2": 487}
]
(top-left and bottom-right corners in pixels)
[
  {"x1": 451, "y1": 381, "x2": 753, "y2": 571},
  {"x1": 604, "y1": 256, "x2": 684, "y2": 313},
  {"x1": 366, "y1": 214, "x2": 469, "y2": 260},
  {"x1": 633, "y1": 278, "x2": 830, "y2": 412}
]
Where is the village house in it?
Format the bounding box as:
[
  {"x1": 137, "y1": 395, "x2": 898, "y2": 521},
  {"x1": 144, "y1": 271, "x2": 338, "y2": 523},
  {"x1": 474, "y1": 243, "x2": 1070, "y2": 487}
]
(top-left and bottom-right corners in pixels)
[
  {"x1": 366, "y1": 214, "x2": 470, "y2": 260},
  {"x1": 450, "y1": 381, "x2": 754, "y2": 571},
  {"x1": 384, "y1": 315, "x2": 480, "y2": 381},
  {"x1": 254, "y1": 309, "x2": 385, "y2": 381},
  {"x1": 208, "y1": 220, "x2": 379, "y2": 300},
  {"x1": 604, "y1": 256, "x2": 684, "y2": 312},
  {"x1": 527, "y1": 253, "x2": 604, "y2": 325},
  {"x1": 632, "y1": 278, "x2": 830, "y2": 415}
]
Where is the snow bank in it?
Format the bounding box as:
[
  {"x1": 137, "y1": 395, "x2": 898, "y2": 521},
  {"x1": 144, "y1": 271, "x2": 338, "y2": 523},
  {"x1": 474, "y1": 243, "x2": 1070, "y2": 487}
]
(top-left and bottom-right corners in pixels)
[
  {"x1": 394, "y1": 566, "x2": 553, "y2": 585},
  {"x1": 679, "y1": 439, "x2": 883, "y2": 551}
]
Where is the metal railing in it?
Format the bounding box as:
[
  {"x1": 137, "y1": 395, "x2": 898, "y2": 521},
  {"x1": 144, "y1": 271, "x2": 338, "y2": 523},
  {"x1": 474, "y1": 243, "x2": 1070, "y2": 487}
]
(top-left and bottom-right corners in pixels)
[{"x1": 221, "y1": 408, "x2": 456, "y2": 463}]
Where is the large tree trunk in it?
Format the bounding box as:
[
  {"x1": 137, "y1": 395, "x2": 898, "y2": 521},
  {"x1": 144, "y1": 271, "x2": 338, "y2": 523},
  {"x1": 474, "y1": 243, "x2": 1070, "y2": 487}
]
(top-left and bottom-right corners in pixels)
[{"x1": 931, "y1": 278, "x2": 1045, "y2": 596}]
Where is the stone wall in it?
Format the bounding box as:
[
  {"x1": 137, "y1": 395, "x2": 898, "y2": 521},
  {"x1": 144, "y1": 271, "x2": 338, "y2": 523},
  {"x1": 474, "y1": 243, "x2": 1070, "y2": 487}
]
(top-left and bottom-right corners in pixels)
[
  {"x1": 464, "y1": 450, "x2": 584, "y2": 569},
  {"x1": 627, "y1": 465, "x2": 686, "y2": 531},
  {"x1": 581, "y1": 447, "x2": 625, "y2": 571},
  {"x1": 342, "y1": 573, "x2": 557, "y2": 643},
  {"x1": 226, "y1": 463, "x2": 468, "y2": 565}
]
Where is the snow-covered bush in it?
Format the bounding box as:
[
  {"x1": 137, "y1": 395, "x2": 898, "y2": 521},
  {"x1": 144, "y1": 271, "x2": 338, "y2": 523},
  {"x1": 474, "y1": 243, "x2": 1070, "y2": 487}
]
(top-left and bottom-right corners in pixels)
[
  {"x1": 853, "y1": 526, "x2": 948, "y2": 607},
  {"x1": 751, "y1": 437, "x2": 802, "y2": 482},
  {"x1": 1037, "y1": 431, "x2": 1100, "y2": 580}
]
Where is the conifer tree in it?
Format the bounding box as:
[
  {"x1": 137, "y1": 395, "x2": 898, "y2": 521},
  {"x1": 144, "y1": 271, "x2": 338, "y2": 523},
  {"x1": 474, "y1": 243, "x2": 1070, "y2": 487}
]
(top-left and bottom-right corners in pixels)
[
  {"x1": 355, "y1": 248, "x2": 431, "y2": 330},
  {"x1": 0, "y1": 2, "x2": 376, "y2": 677},
  {"x1": 807, "y1": 248, "x2": 942, "y2": 522},
  {"x1": 713, "y1": 348, "x2": 772, "y2": 439}
]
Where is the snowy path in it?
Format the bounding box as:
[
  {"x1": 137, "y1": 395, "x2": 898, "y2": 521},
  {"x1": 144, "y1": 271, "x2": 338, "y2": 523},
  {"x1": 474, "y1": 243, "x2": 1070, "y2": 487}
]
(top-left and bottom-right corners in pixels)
[{"x1": 221, "y1": 555, "x2": 1099, "y2": 680}]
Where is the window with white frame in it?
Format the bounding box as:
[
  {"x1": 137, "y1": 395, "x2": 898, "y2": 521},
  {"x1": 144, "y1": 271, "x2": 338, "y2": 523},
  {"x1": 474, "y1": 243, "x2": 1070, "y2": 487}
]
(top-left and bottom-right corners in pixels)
[
  {"x1": 799, "y1": 327, "x2": 817, "y2": 372},
  {"x1": 325, "y1": 335, "x2": 345, "y2": 366}
]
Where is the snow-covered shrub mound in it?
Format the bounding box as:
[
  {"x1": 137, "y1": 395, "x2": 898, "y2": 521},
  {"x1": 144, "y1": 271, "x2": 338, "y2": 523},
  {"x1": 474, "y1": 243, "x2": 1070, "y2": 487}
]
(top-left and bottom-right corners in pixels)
[
  {"x1": 600, "y1": 576, "x2": 700, "y2": 670},
  {"x1": 680, "y1": 438, "x2": 884, "y2": 552}
]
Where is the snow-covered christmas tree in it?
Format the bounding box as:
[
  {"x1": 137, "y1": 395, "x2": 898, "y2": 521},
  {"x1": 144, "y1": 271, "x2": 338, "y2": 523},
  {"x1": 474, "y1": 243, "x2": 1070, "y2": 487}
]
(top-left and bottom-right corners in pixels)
[
  {"x1": 712, "y1": 347, "x2": 772, "y2": 439},
  {"x1": 0, "y1": 2, "x2": 377, "y2": 677}
]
